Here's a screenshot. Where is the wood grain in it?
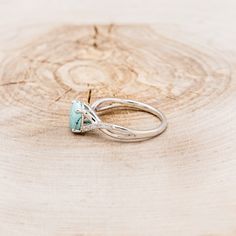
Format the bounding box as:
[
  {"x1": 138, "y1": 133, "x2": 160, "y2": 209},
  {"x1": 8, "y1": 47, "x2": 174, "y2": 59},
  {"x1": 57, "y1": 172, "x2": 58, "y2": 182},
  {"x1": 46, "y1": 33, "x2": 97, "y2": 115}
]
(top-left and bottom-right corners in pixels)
[{"x1": 0, "y1": 2, "x2": 236, "y2": 236}]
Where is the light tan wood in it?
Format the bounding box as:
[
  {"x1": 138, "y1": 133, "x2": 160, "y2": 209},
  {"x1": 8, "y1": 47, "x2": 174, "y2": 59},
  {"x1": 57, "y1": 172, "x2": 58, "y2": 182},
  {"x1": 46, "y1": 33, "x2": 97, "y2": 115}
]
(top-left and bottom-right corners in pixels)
[{"x1": 0, "y1": 1, "x2": 236, "y2": 236}]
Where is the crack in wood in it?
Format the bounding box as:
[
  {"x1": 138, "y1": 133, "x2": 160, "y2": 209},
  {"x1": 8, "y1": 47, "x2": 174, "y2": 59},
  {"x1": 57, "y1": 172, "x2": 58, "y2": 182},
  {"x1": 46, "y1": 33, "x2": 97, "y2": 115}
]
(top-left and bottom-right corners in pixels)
[
  {"x1": 53, "y1": 88, "x2": 72, "y2": 103},
  {"x1": 0, "y1": 80, "x2": 27, "y2": 86},
  {"x1": 93, "y1": 25, "x2": 99, "y2": 48},
  {"x1": 87, "y1": 89, "x2": 92, "y2": 104}
]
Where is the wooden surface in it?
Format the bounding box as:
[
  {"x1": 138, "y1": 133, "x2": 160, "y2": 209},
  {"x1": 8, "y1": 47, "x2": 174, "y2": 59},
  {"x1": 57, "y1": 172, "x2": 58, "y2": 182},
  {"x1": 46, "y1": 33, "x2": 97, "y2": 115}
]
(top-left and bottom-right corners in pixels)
[{"x1": 0, "y1": 1, "x2": 236, "y2": 236}]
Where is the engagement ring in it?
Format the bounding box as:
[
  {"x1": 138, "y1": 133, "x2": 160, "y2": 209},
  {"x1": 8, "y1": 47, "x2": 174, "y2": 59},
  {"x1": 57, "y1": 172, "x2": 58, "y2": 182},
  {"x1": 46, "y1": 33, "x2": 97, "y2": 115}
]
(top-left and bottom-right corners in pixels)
[{"x1": 69, "y1": 98, "x2": 167, "y2": 141}]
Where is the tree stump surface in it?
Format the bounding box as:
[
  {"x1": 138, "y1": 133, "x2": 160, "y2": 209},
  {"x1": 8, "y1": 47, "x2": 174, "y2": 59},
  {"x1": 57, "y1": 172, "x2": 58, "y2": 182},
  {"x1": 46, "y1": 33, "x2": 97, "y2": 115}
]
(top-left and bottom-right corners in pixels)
[{"x1": 0, "y1": 2, "x2": 236, "y2": 236}]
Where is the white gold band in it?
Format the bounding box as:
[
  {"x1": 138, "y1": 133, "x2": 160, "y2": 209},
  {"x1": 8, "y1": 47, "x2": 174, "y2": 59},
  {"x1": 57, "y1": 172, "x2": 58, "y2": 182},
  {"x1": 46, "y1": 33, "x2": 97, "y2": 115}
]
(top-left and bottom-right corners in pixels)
[{"x1": 91, "y1": 98, "x2": 167, "y2": 141}]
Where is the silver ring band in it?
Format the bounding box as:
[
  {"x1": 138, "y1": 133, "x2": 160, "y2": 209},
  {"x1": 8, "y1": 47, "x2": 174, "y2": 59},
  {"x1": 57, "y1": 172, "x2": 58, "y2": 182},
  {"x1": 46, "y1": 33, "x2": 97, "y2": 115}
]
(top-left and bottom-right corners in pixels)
[{"x1": 69, "y1": 98, "x2": 167, "y2": 141}]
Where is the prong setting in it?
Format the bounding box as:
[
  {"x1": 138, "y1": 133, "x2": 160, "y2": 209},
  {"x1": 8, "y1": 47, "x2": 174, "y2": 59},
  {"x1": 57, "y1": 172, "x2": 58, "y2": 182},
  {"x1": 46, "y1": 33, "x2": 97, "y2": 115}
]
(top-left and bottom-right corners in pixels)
[{"x1": 70, "y1": 100, "x2": 100, "y2": 133}]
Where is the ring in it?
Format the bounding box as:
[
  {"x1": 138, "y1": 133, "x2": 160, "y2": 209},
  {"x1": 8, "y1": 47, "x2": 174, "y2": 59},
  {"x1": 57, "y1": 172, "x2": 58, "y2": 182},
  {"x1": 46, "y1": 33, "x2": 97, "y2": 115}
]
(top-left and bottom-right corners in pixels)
[{"x1": 69, "y1": 98, "x2": 167, "y2": 141}]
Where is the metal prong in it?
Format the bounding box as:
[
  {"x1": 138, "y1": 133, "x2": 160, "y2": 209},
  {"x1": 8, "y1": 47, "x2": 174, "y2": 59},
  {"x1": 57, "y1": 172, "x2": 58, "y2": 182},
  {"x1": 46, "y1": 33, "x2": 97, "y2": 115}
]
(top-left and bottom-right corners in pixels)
[{"x1": 71, "y1": 128, "x2": 81, "y2": 133}]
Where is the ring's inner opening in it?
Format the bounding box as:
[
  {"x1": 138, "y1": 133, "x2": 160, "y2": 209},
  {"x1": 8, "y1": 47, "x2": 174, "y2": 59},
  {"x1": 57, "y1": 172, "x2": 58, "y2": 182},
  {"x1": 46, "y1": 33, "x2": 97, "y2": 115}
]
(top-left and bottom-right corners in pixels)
[{"x1": 98, "y1": 107, "x2": 162, "y2": 131}]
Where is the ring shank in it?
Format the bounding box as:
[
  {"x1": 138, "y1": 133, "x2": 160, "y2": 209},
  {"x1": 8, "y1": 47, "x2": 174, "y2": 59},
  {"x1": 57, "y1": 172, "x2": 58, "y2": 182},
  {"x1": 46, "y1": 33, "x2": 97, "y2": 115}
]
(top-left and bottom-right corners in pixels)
[{"x1": 91, "y1": 98, "x2": 167, "y2": 141}]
